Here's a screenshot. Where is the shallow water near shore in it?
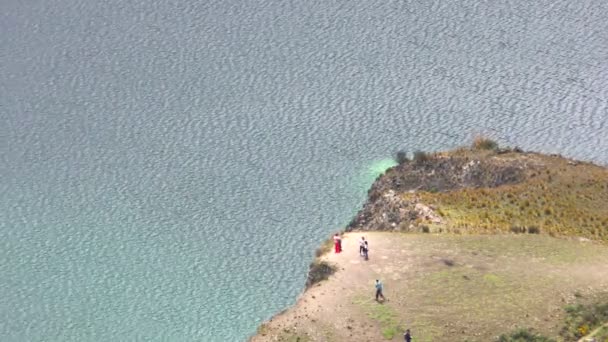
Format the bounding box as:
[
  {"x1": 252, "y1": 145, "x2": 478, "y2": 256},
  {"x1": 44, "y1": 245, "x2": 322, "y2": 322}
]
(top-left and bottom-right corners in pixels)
[{"x1": 2, "y1": 0, "x2": 607, "y2": 341}]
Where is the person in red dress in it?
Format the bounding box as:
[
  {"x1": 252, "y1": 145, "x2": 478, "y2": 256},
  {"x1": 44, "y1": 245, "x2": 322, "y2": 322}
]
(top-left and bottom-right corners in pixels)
[{"x1": 333, "y1": 233, "x2": 342, "y2": 253}]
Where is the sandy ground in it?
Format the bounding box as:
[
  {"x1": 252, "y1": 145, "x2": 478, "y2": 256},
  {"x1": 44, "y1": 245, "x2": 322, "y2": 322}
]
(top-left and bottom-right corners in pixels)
[{"x1": 251, "y1": 232, "x2": 608, "y2": 342}]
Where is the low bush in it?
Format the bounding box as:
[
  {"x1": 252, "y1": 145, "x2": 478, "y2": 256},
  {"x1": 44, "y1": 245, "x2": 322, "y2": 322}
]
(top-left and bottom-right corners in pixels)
[
  {"x1": 561, "y1": 298, "x2": 608, "y2": 340},
  {"x1": 395, "y1": 150, "x2": 409, "y2": 164},
  {"x1": 510, "y1": 226, "x2": 525, "y2": 234},
  {"x1": 498, "y1": 328, "x2": 555, "y2": 342},
  {"x1": 413, "y1": 150, "x2": 429, "y2": 164},
  {"x1": 472, "y1": 136, "x2": 499, "y2": 150},
  {"x1": 306, "y1": 261, "x2": 336, "y2": 288}
]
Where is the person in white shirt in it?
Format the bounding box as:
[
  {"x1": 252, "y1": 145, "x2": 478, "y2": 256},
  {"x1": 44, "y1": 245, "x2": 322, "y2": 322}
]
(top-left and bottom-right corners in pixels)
[{"x1": 359, "y1": 236, "x2": 366, "y2": 256}]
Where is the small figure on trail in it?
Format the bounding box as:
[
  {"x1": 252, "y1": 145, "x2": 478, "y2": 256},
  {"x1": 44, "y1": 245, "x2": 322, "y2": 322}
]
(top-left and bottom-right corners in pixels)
[
  {"x1": 404, "y1": 329, "x2": 412, "y2": 342},
  {"x1": 333, "y1": 233, "x2": 342, "y2": 253},
  {"x1": 375, "y1": 279, "x2": 385, "y2": 301},
  {"x1": 359, "y1": 236, "x2": 366, "y2": 256},
  {"x1": 363, "y1": 240, "x2": 369, "y2": 260}
]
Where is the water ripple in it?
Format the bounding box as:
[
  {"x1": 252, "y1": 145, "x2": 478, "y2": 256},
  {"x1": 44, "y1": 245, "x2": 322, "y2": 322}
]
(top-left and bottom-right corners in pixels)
[{"x1": 2, "y1": 0, "x2": 608, "y2": 341}]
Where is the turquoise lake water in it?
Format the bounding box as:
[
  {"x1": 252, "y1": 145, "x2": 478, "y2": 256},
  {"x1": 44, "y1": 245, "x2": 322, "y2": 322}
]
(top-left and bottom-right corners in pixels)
[{"x1": 2, "y1": 0, "x2": 607, "y2": 340}]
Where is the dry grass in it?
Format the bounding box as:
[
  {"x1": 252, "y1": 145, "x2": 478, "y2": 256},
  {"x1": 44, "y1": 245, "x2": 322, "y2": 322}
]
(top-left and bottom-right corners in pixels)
[
  {"x1": 315, "y1": 236, "x2": 335, "y2": 257},
  {"x1": 251, "y1": 233, "x2": 608, "y2": 342},
  {"x1": 472, "y1": 136, "x2": 499, "y2": 150},
  {"x1": 407, "y1": 152, "x2": 608, "y2": 242}
]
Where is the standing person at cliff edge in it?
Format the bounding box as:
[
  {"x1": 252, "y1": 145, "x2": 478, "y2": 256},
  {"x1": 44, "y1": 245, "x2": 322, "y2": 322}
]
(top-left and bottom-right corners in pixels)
[{"x1": 333, "y1": 233, "x2": 342, "y2": 253}]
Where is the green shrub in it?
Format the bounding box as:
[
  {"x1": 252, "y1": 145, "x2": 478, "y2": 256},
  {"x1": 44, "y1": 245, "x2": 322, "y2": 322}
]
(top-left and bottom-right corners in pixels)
[{"x1": 561, "y1": 298, "x2": 608, "y2": 340}]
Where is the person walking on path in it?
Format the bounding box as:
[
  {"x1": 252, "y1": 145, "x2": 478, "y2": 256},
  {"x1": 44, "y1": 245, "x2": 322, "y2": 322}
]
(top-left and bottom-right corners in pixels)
[
  {"x1": 404, "y1": 329, "x2": 412, "y2": 342},
  {"x1": 363, "y1": 240, "x2": 369, "y2": 260},
  {"x1": 375, "y1": 279, "x2": 385, "y2": 302},
  {"x1": 333, "y1": 233, "x2": 342, "y2": 253}
]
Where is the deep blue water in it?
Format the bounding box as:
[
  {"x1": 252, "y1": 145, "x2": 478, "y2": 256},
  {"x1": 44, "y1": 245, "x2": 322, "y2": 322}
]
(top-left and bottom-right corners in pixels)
[{"x1": 1, "y1": 0, "x2": 607, "y2": 340}]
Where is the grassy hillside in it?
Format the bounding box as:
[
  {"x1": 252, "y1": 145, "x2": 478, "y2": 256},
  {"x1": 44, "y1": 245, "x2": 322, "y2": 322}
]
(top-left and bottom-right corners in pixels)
[
  {"x1": 252, "y1": 233, "x2": 608, "y2": 342},
  {"x1": 253, "y1": 143, "x2": 608, "y2": 341},
  {"x1": 414, "y1": 150, "x2": 608, "y2": 241},
  {"x1": 349, "y1": 142, "x2": 608, "y2": 242}
]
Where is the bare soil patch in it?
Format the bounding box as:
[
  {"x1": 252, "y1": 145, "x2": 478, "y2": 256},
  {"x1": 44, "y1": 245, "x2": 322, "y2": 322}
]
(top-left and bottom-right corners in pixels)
[{"x1": 251, "y1": 232, "x2": 608, "y2": 341}]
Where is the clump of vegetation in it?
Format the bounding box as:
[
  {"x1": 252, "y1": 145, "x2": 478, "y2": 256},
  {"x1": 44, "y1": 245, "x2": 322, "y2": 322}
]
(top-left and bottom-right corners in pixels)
[
  {"x1": 592, "y1": 325, "x2": 608, "y2": 341},
  {"x1": 315, "y1": 236, "x2": 335, "y2": 257},
  {"x1": 413, "y1": 150, "x2": 430, "y2": 165},
  {"x1": 306, "y1": 261, "x2": 336, "y2": 288},
  {"x1": 498, "y1": 328, "x2": 555, "y2": 342},
  {"x1": 560, "y1": 296, "x2": 608, "y2": 340},
  {"x1": 472, "y1": 136, "x2": 499, "y2": 150},
  {"x1": 505, "y1": 295, "x2": 608, "y2": 342},
  {"x1": 412, "y1": 152, "x2": 608, "y2": 242},
  {"x1": 395, "y1": 150, "x2": 409, "y2": 164},
  {"x1": 510, "y1": 226, "x2": 526, "y2": 234}
]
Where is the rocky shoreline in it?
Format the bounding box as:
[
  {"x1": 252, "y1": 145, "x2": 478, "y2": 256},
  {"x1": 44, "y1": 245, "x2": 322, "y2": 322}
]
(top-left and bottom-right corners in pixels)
[
  {"x1": 251, "y1": 143, "x2": 608, "y2": 341},
  {"x1": 347, "y1": 147, "x2": 528, "y2": 233}
]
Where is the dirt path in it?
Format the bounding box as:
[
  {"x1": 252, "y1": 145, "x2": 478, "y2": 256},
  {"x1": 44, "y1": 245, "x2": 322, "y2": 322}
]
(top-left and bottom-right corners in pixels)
[{"x1": 252, "y1": 232, "x2": 608, "y2": 341}]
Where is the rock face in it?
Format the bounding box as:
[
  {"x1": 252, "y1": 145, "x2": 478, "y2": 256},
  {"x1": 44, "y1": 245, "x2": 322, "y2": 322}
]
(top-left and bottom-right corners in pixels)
[{"x1": 347, "y1": 151, "x2": 528, "y2": 232}]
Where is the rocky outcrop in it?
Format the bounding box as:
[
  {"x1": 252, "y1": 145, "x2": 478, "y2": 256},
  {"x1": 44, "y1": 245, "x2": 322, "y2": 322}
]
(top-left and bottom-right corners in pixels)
[{"x1": 347, "y1": 151, "x2": 529, "y2": 232}]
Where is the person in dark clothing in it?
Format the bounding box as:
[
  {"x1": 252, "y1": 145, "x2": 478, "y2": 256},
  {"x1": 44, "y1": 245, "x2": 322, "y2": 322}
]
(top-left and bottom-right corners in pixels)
[
  {"x1": 404, "y1": 329, "x2": 412, "y2": 342},
  {"x1": 375, "y1": 279, "x2": 385, "y2": 301},
  {"x1": 363, "y1": 240, "x2": 369, "y2": 260}
]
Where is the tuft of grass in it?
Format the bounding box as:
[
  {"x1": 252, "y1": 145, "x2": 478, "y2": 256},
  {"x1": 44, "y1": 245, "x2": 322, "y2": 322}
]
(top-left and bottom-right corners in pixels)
[
  {"x1": 257, "y1": 323, "x2": 270, "y2": 336},
  {"x1": 472, "y1": 136, "x2": 499, "y2": 150},
  {"x1": 498, "y1": 328, "x2": 556, "y2": 342},
  {"x1": 413, "y1": 150, "x2": 430, "y2": 165},
  {"x1": 510, "y1": 226, "x2": 525, "y2": 234},
  {"x1": 560, "y1": 294, "x2": 608, "y2": 340},
  {"x1": 381, "y1": 326, "x2": 399, "y2": 339}
]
